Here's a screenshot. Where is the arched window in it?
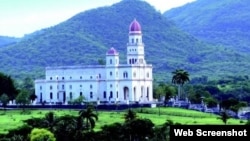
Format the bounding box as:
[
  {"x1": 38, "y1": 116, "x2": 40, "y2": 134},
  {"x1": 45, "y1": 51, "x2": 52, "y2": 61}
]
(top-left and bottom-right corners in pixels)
[
  {"x1": 40, "y1": 93, "x2": 43, "y2": 103},
  {"x1": 110, "y1": 59, "x2": 112, "y2": 64},
  {"x1": 110, "y1": 91, "x2": 113, "y2": 98},
  {"x1": 50, "y1": 92, "x2": 53, "y2": 99},
  {"x1": 141, "y1": 86, "x2": 144, "y2": 97},
  {"x1": 147, "y1": 87, "x2": 149, "y2": 100},
  {"x1": 123, "y1": 72, "x2": 128, "y2": 78},
  {"x1": 103, "y1": 91, "x2": 106, "y2": 98},
  {"x1": 70, "y1": 92, "x2": 72, "y2": 100},
  {"x1": 110, "y1": 71, "x2": 112, "y2": 76},
  {"x1": 90, "y1": 92, "x2": 93, "y2": 99}
]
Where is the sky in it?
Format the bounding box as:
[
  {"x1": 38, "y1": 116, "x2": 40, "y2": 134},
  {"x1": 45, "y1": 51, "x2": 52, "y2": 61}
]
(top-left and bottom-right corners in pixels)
[{"x1": 0, "y1": 0, "x2": 196, "y2": 37}]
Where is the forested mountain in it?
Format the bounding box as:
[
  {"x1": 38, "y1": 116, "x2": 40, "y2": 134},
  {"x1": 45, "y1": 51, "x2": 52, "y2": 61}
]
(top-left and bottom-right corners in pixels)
[
  {"x1": 164, "y1": 0, "x2": 250, "y2": 52},
  {"x1": 0, "y1": 0, "x2": 249, "y2": 82},
  {"x1": 0, "y1": 36, "x2": 19, "y2": 48}
]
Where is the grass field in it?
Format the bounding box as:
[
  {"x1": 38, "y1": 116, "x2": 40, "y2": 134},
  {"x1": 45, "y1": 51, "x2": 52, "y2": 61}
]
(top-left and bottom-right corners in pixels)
[{"x1": 0, "y1": 107, "x2": 247, "y2": 134}]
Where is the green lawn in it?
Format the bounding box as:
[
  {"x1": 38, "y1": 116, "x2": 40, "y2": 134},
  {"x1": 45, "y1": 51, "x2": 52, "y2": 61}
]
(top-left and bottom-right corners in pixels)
[{"x1": 0, "y1": 107, "x2": 246, "y2": 134}]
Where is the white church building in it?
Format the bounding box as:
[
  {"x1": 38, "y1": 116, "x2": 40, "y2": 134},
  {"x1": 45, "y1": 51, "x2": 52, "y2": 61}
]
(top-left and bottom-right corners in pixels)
[{"x1": 35, "y1": 19, "x2": 153, "y2": 104}]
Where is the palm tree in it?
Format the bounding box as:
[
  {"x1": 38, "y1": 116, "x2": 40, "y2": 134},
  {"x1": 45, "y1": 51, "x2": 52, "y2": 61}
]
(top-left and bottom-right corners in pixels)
[
  {"x1": 79, "y1": 107, "x2": 98, "y2": 131},
  {"x1": 44, "y1": 111, "x2": 57, "y2": 131},
  {"x1": 172, "y1": 69, "x2": 190, "y2": 100}
]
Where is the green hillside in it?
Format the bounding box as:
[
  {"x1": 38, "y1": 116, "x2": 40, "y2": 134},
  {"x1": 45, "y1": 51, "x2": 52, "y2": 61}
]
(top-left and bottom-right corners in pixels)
[
  {"x1": 0, "y1": 36, "x2": 19, "y2": 48},
  {"x1": 0, "y1": 0, "x2": 249, "y2": 82},
  {"x1": 164, "y1": 0, "x2": 250, "y2": 52}
]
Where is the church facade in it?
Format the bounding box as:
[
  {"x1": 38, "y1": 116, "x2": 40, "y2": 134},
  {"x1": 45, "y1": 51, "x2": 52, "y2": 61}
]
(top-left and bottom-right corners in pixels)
[{"x1": 35, "y1": 19, "x2": 153, "y2": 104}]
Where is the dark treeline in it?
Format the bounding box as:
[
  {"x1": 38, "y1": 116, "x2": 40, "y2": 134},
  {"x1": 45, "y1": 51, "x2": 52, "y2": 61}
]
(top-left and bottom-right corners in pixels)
[
  {"x1": 0, "y1": 108, "x2": 175, "y2": 141},
  {"x1": 154, "y1": 74, "x2": 250, "y2": 113}
]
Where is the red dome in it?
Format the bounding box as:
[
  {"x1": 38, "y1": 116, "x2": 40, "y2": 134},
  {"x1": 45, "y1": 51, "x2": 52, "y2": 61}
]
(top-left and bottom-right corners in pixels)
[
  {"x1": 129, "y1": 19, "x2": 141, "y2": 32},
  {"x1": 107, "y1": 47, "x2": 118, "y2": 55}
]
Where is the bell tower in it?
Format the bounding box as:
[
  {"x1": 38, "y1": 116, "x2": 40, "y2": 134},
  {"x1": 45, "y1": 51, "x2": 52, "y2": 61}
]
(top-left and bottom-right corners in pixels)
[{"x1": 127, "y1": 19, "x2": 146, "y2": 65}]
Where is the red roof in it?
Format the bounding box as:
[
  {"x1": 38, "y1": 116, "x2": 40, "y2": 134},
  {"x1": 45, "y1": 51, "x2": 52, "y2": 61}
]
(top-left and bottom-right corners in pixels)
[
  {"x1": 129, "y1": 19, "x2": 141, "y2": 32},
  {"x1": 107, "y1": 47, "x2": 118, "y2": 55}
]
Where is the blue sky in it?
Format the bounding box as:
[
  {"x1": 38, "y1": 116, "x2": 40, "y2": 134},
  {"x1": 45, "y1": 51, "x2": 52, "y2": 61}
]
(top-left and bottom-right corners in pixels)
[{"x1": 0, "y1": 0, "x2": 195, "y2": 37}]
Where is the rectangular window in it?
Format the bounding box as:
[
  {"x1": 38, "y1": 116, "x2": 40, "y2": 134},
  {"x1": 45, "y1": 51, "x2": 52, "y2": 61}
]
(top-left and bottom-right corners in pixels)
[
  {"x1": 90, "y1": 92, "x2": 93, "y2": 99},
  {"x1": 50, "y1": 92, "x2": 53, "y2": 99},
  {"x1": 70, "y1": 92, "x2": 72, "y2": 100}
]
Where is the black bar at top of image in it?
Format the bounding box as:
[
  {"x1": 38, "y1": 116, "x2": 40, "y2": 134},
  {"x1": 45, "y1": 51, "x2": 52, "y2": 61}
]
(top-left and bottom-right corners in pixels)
[{"x1": 170, "y1": 125, "x2": 250, "y2": 141}]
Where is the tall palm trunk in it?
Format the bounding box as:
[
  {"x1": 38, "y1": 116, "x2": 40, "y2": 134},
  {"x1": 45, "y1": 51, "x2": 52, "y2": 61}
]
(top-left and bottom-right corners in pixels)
[{"x1": 178, "y1": 85, "x2": 181, "y2": 100}]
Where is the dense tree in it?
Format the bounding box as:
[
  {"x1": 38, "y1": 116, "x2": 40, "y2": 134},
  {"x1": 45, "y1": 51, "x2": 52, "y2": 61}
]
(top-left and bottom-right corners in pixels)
[
  {"x1": 79, "y1": 107, "x2": 98, "y2": 131},
  {"x1": 0, "y1": 72, "x2": 18, "y2": 100},
  {"x1": 152, "y1": 120, "x2": 174, "y2": 141},
  {"x1": 246, "y1": 120, "x2": 250, "y2": 125},
  {"x1": 98, "y1": 122, "x2": 125, "y2": 141},
  {"x1": 23, "y1": 117, "x2": 45, "y2": 128},
  {"x1": 53, "y1": 115, "x2": 79, "y2": 141},
  {"x1": 4, "y1": 124, "x2": 32, "y2": 141},
  {"x1": 71, "y1": 95, "x2": 85, "y2": 105},
  {"x1": 204, "y1": 97, "x2": 218, "y2": 107},
  {"x1": 153, "y1": 82, "x2": 166, "y2": 100},
  {"x1": 44, "y1": 112, "x2": 57, "y2": 131},
  {"x1": 124, "y1": 109, "x2": 137, "y2": 122},
  {"x1": 124, "y1": 118, "x2": 155, "y2": 141},
  {"x1": 0, "y1": 93, "x2": 9, "y2": 111},
  {"x1": 220, "y1": 97, "x2": 239, "y2": 110},
  {"x1": 172, "y1": 69, "x2": 190, "y2": 100},
  {"x1": 15, "y1": 89, "x2": 30, "y2": 112},
  {"x1": 30, "y1": 93, "x2": 37, "y2": 103},
  {"x1": 164, "y1": 85, "x2": 176, "y2": 105},
  {"x1": 98, "y1": 59, "x2": 105, "y2": 65},
  {"x1": 30, "y1": 128, "x2": 56, "y2": 141}
]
